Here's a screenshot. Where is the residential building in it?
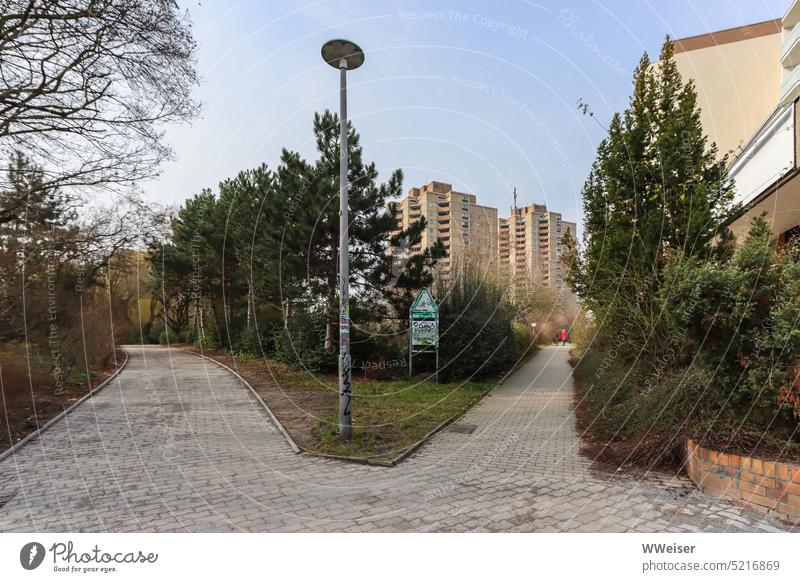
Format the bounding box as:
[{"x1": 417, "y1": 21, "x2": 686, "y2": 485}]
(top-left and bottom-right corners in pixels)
[
  {"x1": 391, "y1": 181, "x2": 574, "y2": 290},
  {"x1": 391, "y1": 181, "x2": 499, "y2": 280},
  {"x1": 671, "y1": 7, "x2": 800, "y2": 243},
  {"x1": 672, "y1": 19, "x2": 783, "y2": 159},
  {"x1": 499, "y1": 203, "x2": 575, "y2": 290}
]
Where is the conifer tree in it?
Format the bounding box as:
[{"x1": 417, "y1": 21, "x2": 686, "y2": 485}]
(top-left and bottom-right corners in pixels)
[
  {"x1": 565, "y1": 37, "x2": 735, "y2": 329},
  {"x1": 150, "y1": 111, "x2": 443, "y2": 349}
]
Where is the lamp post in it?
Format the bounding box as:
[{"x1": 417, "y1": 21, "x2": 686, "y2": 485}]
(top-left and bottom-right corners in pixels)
[{"x1": 321, "y1": 39, "x2": 364, "y2": 441}]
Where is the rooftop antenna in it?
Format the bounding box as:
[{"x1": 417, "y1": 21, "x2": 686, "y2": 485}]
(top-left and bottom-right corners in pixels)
[{"x1": 513, "y1": 186, "x2": 519, "y2": 218}]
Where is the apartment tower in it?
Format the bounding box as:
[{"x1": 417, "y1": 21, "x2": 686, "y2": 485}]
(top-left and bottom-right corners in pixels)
[
  {"x1": 392, "y1": 181, "x2": 573, "y2": 290},
  {"x1": 391, "y1": 181, "x2": 499, "y2": 279},
  {"x1": 499, "y1": 202, "x2": 575, "y2": 289}
]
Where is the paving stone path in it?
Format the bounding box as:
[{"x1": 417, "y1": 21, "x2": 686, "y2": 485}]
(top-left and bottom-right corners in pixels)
[{"x1": 0, "y1": 345, "x2": 794, "y2": 532}]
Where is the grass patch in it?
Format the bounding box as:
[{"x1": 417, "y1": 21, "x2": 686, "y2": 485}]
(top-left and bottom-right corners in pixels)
[
  {"x1": 312, "y1": 377, "x2": 493, "y2": 462},
  {"x1": 187, "y1": 347, "x2": 494, "y2": 463}
]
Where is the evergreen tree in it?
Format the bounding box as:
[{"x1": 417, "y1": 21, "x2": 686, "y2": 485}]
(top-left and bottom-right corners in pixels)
[
  {"x1": 565, "y1": 37, "x2": 735, "y2": 340},
  {"x1": 0, "y1": 152, "x2": 78, "y2": 339},
  {"x1": 269, "y1": 111, "x2": 442, "y2": 343},
  {"x1": 151, "y1": 111, "x2": 442, "y2": 352}
]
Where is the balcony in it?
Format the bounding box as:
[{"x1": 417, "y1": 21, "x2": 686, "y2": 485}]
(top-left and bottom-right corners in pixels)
[
  {"x1": 785, "y1": 0, "x2": 800, "y2": 30},
  {"x1": 781, "y1": 64, "x2": 800, "y2": 104},
  {"x1": 728, "y1": 101, "x2": 796, "y2": 206},
  {"x1": 782, "y1": 21, "x2": 800, "y2": 67}
]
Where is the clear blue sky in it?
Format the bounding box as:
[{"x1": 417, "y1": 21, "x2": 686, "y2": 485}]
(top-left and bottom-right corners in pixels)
[{"x1": 145, "y1": 0, "x2": 788, "y2": 230}]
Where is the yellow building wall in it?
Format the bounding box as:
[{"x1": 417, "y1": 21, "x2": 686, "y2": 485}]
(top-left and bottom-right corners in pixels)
[{"x1": 674, "y1": 31, "x2": 782, "y2": 158}]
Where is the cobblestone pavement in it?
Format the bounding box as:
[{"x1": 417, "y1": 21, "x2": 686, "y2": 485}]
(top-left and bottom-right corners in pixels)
[{"x1": 0, "y1": 345, "x2": 795, "y2": 532}]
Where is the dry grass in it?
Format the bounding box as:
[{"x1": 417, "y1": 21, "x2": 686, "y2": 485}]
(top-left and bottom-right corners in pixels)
[
  {"x1": 188, "y1": 346, "x2": 494, "y2": 463},
  {"x1": 0, "y1": 342, "x2": 120, "y2": 451}
]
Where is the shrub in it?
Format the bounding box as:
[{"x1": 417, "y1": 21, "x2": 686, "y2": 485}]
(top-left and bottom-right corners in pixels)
[
  {"x1": 512, "y1": 321, "x2": 534, "y2": 359},
  {"x1": 573, "y1": 347, "x2": 715, "y2": 465},
  {"x1": 573, "y1": 216, "x2": 800, "y2": 466},
  {"x1": 273, "y1": 310, "x2": 336, "y2": 372},
  {"x1": 659, "y1": 216, "x2": 800, "y2": 431},
  {"x1": 436, "y1": 265, "x2": 516, "y2": 381},
  {"x1": 232, "y1": 326, "x2": 275, "y2": 357}
]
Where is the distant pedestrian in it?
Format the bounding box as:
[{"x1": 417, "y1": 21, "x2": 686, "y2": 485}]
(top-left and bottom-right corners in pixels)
[
  {"x1": 553, "y1": 331, "x2": 559, "y2": 345},
  {"x1": 560, "y1": 328, "x2": 568, "y2": 346}
]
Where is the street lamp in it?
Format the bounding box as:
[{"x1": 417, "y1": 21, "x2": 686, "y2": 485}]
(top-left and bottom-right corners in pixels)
[{"x1": 321, "y1": 39, "x2": 364, "y2": 441}]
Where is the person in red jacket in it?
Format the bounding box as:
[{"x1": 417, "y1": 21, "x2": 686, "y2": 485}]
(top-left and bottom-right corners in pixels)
[{"x1": 559, "y1": 328, "x2": 568, "y2": 345}]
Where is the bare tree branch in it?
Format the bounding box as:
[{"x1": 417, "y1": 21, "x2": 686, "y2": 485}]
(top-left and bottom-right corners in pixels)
[{"x1": 0, "y1": 0, "x2": 199, "y2": 195}]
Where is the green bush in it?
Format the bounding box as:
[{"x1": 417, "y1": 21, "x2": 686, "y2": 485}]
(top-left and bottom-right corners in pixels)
[
  {"x1": 273, "y1": 310, "x2": 336, "y2": 372},
  {"x1": 659, "y1": 216, "x2": 800, "y2": 431},
  {"x1": 512, "y1": 321, "x2": 534, "y2": 359},
  {"x1": 177, "y1": 320, "x2": 217, "y2": 349},
  {"x1": 233, "y1": 326, "x2": 275, "y2": 357},
  {"x1": 436, "y1": 266, "x2": 516, "y2": 381},
  {"x1": 573, "y1": 347, "x2": 715, "y2": 465},
  {"x1": 573, "y1": 216, "x2": 800, "y2": 465}
]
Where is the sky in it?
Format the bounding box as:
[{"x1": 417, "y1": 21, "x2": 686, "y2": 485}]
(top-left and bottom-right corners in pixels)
[{"x1": 143, "y1": 0, "x2": 789, "y2": 230}]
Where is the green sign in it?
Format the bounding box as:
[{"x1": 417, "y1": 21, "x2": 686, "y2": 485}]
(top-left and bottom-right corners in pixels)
[
  {"x1": 409, "y1": 288, "x2": 439, "y2": 381},
  {"x1": 410, "y1": 288, "x2": 438, "y2": 319},
  {"x1": 410, "y1": 288, "x2": 438, "y2": 348}
]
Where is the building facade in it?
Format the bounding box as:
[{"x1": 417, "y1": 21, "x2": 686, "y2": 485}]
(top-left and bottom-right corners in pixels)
[
  {"x1": 499, "y1": 204, "x2": 575, "y2": 289},
  {"x1": 672, "y1": 19, "x2": 783, "y2": 159},
  {"x1": 391, "y1": 181, "x2": 574, "y2": 290},
  {"x1": 672, "y1": 6, "x2": 800, "y2": 243},
  {"x1": 391, "y1": 181, "x2": 499, "y2": 279}
]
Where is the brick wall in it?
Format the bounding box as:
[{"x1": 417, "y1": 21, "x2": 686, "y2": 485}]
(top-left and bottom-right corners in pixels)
[{"x1": 685, "y1": 439, "x2": 800, "y2": 524}]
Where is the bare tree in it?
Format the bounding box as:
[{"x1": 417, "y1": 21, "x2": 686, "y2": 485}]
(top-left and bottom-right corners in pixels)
[{"x1": 0, "y1": 0, "x2": 199, "y2": 194}]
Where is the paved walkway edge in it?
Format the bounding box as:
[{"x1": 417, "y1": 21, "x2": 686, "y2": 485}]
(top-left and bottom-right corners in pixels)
[
  {"x1": 300, "y1": 345, "x2": 542, "y2": 467},
  {"x1": 175, "y1": 347, "x2": 302, "y2": 454},
  {"x1": 0, "y1": 349, "x2": 130, "y2": 464},
  {"x1": 298, "y1": 405, "x2": 472, "y2": 468},
  {"x1": 172, "y1": 343, "x2": 542, "y2": 468}
]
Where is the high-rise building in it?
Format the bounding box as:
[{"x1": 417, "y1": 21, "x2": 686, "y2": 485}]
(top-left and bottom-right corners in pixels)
[
  {"x1": 391, "y1": 181, "x2": 573, "y2": 290},
  {"x1": 499, "y1": 203, "x2": 575, "y2": 290},
  {"x1": 390, "y1": 181, "x2": 499, "y2": 280}
]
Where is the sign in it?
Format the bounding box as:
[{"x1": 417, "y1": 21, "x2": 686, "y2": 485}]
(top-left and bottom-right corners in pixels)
[
  {"x1": 409, "y1": 288, "x2": 439, "y2": 381},
  {"x1": 410, "y1": 287, "x2": 438, "y2": 320},
  {"x1": 411, "y1": 319, "x2": 438, "y2": 347}
]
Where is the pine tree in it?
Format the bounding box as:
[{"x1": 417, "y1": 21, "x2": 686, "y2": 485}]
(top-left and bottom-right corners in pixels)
[
  {"x1": 151, "y1": 111, "x2": 443, "y2": 350},
  {"x1": 566, "y1": 37, "x2": 735, "y2": 332},
  {"x1": 274, "y1": 111, "x2": 442, "y2": 338}
]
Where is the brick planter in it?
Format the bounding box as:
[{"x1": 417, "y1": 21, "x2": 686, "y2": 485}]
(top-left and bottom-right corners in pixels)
[{"x1": 685, "y1": 439, "x2": 800, "y2": 524}]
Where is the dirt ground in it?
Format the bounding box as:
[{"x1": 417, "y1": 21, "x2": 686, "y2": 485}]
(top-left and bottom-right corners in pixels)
[{"x1": 0, "y1": 349, "x2": 123, "y2": 453}]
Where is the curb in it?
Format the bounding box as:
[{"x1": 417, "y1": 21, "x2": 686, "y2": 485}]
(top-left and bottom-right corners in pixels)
[
  {"x1": 388, "y1": 410, "x2": 466, "y2": 466},
  {"x1": 386, "y1": 344, "x2": 540, "y2": 465},
  {"x1": 297, "y1": 406, "x2": 471, "y2": 468},
  {"x1": 0, "y1": 349, "x2": 129, "y2": 464},
  {"x1": 174, "y1": 345, "x2": 539, "y2": 467},
  {"x1": 175, "y1": 347, "x2": 301, "y2": 454},
  {"x1": 299, "y1": 449, "x2": 395, "y2": 467}
]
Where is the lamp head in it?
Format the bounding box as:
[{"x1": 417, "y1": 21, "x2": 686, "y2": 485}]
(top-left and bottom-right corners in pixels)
[{"x1": 321, "y1": 39, "x2": 365, "y2": 69}]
